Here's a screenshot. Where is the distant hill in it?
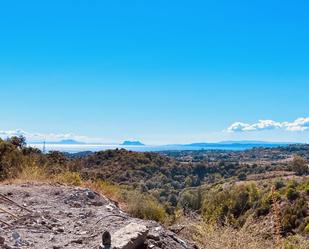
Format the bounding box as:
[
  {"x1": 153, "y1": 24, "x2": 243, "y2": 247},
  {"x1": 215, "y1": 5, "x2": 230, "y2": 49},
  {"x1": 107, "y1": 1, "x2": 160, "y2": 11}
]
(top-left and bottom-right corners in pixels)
[
  {"x1": 29, "y1": 139, "x2": 86, "y2": 144},
  {"x1": 184, "y1": 141, "x2": 293, "y2": 149},
  {"x1": 121, "y1": 141, "x2": 145, "y2": 146},
  {"x1": 30, "y1": 139, "x2": 86, "y2": 145},
  {"x1": 218, "y1": 140, "x2": 293, "y2": 145},
  {"x1": 56, "y1": 139, "x2": 85, "y2": 144}
]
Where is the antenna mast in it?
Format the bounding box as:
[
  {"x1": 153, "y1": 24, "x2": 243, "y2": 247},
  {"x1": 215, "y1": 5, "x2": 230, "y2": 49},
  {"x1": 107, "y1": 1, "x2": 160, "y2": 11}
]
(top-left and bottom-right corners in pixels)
[{"x1": 43, "y1": 139, "x2": 46, "y2": 154}]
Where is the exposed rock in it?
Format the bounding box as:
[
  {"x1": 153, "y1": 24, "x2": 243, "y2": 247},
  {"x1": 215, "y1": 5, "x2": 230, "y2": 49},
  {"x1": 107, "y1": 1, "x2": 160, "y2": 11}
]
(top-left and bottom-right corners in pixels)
[
  {"x1": 111, "y1": 223, "x2": 148, "y2": 249},
  {"x1": 0, "y1": 183, "x2": 196, "y2": 249}
]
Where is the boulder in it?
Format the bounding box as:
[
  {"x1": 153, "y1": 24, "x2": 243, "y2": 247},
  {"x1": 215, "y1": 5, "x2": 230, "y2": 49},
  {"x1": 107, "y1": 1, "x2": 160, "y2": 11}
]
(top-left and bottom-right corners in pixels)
[{"x1": 109, "y1": 223, "x2": 148, "y2": 249}]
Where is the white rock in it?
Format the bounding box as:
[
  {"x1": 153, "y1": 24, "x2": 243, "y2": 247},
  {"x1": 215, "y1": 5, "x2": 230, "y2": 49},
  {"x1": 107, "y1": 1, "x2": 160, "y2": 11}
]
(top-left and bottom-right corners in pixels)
[{"x1": 111, "y1": 223, "x2": 148, "y2": 249}]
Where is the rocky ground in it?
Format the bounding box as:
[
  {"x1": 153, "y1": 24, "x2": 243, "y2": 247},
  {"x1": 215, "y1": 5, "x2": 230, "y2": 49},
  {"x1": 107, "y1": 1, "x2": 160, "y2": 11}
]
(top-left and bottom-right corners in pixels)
[{"x1": 0, "y1": 183, "x2": 197, "y2": 249}]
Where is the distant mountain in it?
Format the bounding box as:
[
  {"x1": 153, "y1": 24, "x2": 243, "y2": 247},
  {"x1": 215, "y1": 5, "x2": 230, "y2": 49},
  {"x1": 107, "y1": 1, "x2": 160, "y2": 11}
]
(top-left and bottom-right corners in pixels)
[
  {"x1": 176, "y1": 141, "x2": 295, "y2": 150},
  {"x1": 56, "y1": 139, "x2": 85, "y2": 144},
  {"x1": 186, "y1": 141, "x2": 293, "y2": 146},
  {"x1": 121, "y1": 141, "x2": 145, "y2": 146},
  {"x1": 218, "y1": 140, "x2": 293, "y2": 145},
  {"x1": 31, "y1": 139, "x2": 86, "y2": 145}
]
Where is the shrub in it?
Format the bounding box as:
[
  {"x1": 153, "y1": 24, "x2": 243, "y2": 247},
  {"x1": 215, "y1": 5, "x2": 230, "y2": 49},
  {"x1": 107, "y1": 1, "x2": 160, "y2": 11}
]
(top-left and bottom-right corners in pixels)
[
  {"x1": 0, "y1": 140, "x2": 25, "y2": 179},
  {"x1": 282, "y1": 197, "x2": 307, "y2": 234},
  {"x1": 237, "y1": 172, "x2": 247, "y2": 181},
  {"x1": 286, "y1": 188, "x2": 299, "y2": 201},
  {"x1": 127, "y1": 193, "x2": 166, "y2": 222},
  {"x1": 202, "y1": 183, "x2": 260, "y2": 226},
  {"x1": 256, "y1": 193, "x2": 272, "y2": 216},
  {"x1": 274, "y1": 179, "x2": 285, "y2": 190},
  {"x1": 284, "y1": 235, "x2": 309, "y2": 249},
  {"x1": 178, "y1": 190, "x2": 202, "y2": 211},
  {"x1": 291, "y1": 155, "x2": 309, "y2": 176},
  {"x1": 304, "y1": 185, "x2": 309, "y2": 195}
]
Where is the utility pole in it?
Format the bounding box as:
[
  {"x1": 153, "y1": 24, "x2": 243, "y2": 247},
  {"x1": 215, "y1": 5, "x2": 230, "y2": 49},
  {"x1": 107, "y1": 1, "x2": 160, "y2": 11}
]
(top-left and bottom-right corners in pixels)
[{"x1": 43, "y1": 139, "x2": 46, "y2": 154}]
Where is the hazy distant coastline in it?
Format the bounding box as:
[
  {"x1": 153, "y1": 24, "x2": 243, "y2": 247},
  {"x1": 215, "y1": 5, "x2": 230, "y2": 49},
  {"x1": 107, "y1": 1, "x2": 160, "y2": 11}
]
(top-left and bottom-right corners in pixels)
[{"x1": 28, "y1": 141, "x2": 295, "y2": 153}]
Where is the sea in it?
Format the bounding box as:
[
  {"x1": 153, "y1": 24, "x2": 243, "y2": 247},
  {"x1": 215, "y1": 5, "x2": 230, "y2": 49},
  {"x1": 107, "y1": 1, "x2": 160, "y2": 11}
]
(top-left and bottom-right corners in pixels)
[{"x1": 28, "y1": 143, "x2": 289, "y2": 153}]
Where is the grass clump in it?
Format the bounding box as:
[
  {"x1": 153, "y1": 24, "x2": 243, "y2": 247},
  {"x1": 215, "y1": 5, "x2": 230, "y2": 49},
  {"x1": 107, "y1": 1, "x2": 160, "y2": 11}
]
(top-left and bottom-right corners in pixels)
[
  {"x1": 127, "y1": 193, "x2": 166, "y2": 222},
  {"x1": 284, "y1": 235, "x2": 309, "y2": 249},
  {"x1": 55, "y1": 172, "x2": 82, "y2": 186},
  {"x1": 179, "y1": 217, "x2": 274, "y2": 249},
  {"x1": 15, "y1": 162, "x2": 48, "y2": 183}
]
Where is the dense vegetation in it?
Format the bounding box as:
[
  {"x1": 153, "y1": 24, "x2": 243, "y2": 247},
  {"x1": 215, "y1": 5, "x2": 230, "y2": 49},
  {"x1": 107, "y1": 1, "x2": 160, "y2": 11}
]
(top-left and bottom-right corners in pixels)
[
  {"x1": 1, "y1": 136, "x2": 308, "y2": 248},
  {"x1": 69, "y1": 147, "x2": 309, "y2": 214}
]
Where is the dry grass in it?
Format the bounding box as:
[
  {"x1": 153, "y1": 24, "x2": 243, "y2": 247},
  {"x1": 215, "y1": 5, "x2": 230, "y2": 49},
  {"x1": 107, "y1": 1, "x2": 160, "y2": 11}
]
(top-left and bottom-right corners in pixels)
[
  {"x1": 4, "y1": 163, "x2": 81, "y2": 186},
  {"x1": 176, "y1": 213, "x2": 309, "y2": 249},
  {"x1": 54, "y1": 172, "x2": 82, "y2": 186},
  {"x1": 178, "y1": 216, "x2": 274, "y2": 249},
  {"x1": 4, "y1": 162, "x2": 49, "y2": 184},
  {"x1": 84, "y1": 180, "x2": 123, "y2": 203},
  {"x1": 284, "y1": 235, "x2": 309, "y2": 249}
]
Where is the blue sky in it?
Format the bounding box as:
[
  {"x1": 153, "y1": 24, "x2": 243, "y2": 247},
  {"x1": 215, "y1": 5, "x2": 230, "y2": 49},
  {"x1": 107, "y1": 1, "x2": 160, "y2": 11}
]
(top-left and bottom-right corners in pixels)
[{"x1": 1, "y1": 0, "x2": 309, "y2": 144}]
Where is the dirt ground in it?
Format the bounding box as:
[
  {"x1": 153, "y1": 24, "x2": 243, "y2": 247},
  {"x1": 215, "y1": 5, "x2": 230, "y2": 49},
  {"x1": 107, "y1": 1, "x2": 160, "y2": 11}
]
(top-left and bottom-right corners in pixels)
[{"x1": 0, "y1": 183, "x2": 196, "y2": 249}]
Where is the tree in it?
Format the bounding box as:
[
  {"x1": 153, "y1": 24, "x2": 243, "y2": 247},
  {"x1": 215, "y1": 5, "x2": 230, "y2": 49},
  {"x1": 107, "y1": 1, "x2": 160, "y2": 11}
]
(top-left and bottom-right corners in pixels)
[
  {"x1": 7, "y1": 135, "x2": 26, "y2": 149},
  {"x1": 286, "y1": 187, "x2": 299, "y2": 201},
  {"x1": 47, "y1": 151, "x2": 67, "y2": 165},
  {"x1": 0, "y1": 139, "x2": 24, "y2": 179},
  {"x1": 237, "y1": 172, "x2": 247, "y2": 181},
  {"x1": 168, "y1": 194, "x2": 178, "y2": 206},
  {"x1": 291, "y1": 155, "x2": 309, "y2": 176}
]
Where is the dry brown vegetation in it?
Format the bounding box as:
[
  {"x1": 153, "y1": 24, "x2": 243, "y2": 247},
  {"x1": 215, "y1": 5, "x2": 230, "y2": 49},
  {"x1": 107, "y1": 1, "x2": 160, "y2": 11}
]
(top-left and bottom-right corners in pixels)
[{"x1": 176, "y1": 215, "x2": 309, "y2": 249}]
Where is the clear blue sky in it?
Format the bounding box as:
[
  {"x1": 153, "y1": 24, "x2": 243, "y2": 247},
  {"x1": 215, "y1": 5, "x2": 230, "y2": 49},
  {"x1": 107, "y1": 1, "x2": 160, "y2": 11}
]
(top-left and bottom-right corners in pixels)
[{"x1": 1, "y1": 1, "x2": 309, "y2": 144}]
